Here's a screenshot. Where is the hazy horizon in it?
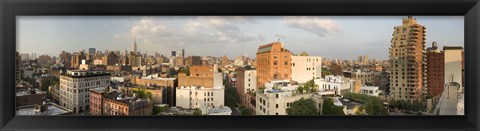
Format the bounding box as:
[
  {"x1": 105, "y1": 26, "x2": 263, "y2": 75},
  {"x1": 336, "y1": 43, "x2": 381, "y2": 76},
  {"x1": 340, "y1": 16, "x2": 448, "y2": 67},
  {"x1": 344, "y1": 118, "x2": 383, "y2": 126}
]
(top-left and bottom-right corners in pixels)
[{"x1": 17, "y1": 16, "x2": 464, "y2": 60}]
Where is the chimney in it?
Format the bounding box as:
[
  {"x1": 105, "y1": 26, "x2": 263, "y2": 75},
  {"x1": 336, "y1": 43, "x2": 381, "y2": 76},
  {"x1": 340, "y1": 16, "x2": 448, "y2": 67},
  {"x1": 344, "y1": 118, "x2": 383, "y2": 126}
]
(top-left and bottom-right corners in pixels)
[
  {"x1": 29, "y1": 88, "x2": 36, "y2": 94},
  {"x1": 41, "y1": 102, "x2": 48, "y2": 113}
]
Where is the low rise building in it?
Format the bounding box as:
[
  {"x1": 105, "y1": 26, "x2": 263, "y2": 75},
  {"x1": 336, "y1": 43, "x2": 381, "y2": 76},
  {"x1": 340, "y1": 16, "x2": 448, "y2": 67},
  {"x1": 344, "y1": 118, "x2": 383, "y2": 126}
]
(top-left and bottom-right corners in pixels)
[
  {"x1": 360, "y1": 85, "x2": 380, "y2": 97},
  {"x1": 208, "y1": 106, "x2": 232, "y2": 115},
  {"x1": 350, "y1": 69, "x2": 376, "y2": 86},
  {"x1": 130, "y1": 74, "x2": 177, "y2": 106},
  {"x1": 16, "y1": 102, "x2": 73, "y2": 115},
  {"x1": 338, "y1": 98, "x2": 365, "y2": 115},
  {"x1": 16, "y1": 88, "x2": 47, "y2": 107},
  {"x1": 255, "y1": 80, "x2": 321, "y2": 115},
  {"x1": 235, "y1": 68, "x2": 257, "y2": 107},
  {"x1": 185, "y1": 56, "x2": 202, "y2": 66},
  {"x1": 315, "y1": 75, "x2": 355, "y2": 96},
  {"x1": 176, "y1": 86, "x2": 225, "y2": 115},
  {"x1": 90, "y1": 87, "x2": 153, "y2": 116}
]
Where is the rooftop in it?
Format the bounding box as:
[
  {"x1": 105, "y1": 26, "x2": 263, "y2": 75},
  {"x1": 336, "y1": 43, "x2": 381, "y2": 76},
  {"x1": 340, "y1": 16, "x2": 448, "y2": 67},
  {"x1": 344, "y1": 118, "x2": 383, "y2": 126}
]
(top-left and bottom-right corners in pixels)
[
  {"x1": 90, "y1": 87, "x2": 108, "y2": 94},
  {"x1": 178, "y1": 86, "x2": 224, "y2": 90},
  {"x1": 443, "y1": 46, "x2": 463, "y2": 50},
  {"x1": 141, "y1": 74, "x2": 177, "y2": 80},
  {"x1": 208, "y1": 106, "x2": 232, "y2": 114},
  {"x1": 61, "y1": 70, "x2": 110, "y2": 78},
  {"x1": 340, "y1": 98, "x2": 364, "y2": 109},
  {"x1": 16, "y1": 88, "x2": 46, "y2": 97},
  {"x1": 16, "y1": 103, "x2": 72, "y2": 115}
]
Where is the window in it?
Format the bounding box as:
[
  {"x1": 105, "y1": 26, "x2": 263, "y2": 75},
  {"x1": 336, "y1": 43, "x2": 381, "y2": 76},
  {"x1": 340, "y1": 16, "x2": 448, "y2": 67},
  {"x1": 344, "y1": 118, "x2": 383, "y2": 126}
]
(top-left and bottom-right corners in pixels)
[
  {"x1": 276, "y1": 104, "x2": 278, "y2": 108},
  {"x1": 276, "y1": 94, "x2": 279, "y2": 98},
  {"x1": 274, "y1": 61, "x2": 277, "y2": 65}
]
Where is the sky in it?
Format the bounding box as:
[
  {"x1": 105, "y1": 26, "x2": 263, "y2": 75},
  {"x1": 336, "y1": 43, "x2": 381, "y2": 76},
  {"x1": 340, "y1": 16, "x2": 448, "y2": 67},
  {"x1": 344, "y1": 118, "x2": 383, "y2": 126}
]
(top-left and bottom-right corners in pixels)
[{"x1": 17, "y1": 16, "x2": 464, "y2": 60}]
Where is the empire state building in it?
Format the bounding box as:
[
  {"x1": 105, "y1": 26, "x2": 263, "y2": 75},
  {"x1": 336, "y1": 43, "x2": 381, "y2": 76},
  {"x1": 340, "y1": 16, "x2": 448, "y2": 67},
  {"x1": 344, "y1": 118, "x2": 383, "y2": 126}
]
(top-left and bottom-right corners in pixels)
[{"x1": 133, "y1": 35, "x2": 137, "y2": 54}]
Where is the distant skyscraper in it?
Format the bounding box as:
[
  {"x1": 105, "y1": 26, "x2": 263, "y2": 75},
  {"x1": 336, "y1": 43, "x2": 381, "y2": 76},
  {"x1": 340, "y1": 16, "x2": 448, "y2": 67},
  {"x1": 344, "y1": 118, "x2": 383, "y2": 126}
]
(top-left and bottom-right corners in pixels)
[
  {"x1": 133, "y1": 35, "x2": 137, "y2": 55},
  {"x1": 89, "y1": 48, "x2": 96, "y2": 55},
  {"x1": 389, "y1": 16, "x2": 426, "y2": 100},
  {"x1": 182, "y1": 49, "x2": 185, "y2": 58},
  {"x1": 171, "y1": 51, "x2": 177, "y2": 57}
]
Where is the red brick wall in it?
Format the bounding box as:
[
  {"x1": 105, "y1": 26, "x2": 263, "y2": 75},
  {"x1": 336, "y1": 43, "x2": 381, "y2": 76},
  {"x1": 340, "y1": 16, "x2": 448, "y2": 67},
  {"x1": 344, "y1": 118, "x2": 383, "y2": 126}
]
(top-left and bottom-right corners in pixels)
[
  {"x1": 89, "y1": 91, "x2": 103, "y2": 115},
  {"x1": 426, "y1": 52, "x2": 444, "y2": 97},
  {"x1": 16, "y1": 93, "x2": 47, "y2": 107}
]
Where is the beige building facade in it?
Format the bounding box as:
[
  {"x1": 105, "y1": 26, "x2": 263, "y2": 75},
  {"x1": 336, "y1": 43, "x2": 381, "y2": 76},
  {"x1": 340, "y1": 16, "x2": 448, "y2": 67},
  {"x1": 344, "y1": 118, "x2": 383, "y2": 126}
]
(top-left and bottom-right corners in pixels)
[{"x1": 389, "y1": 16, "x2": 426, "y2": 100}]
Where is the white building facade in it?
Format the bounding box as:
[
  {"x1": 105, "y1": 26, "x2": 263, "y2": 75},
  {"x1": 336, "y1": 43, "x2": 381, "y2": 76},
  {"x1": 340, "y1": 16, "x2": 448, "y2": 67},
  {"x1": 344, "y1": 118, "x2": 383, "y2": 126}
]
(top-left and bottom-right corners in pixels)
[
  {"x1": 256, "y1": 89, "x2": 313, "y2": 115},
  {"x1": 360, "y1": 85, "x2": 380, "y2": 97},
  {"x1": 59, "y1": 70, "x2": 110, "y2": 114},
  {"x1": 256, "y1": 80, "x2": 313, "y2": 115},
  {"x1": 244, "y1": 70, "x2": 257, "y2": 93},
  {"x1": 444, "y1": 47, "x2": 463, "y2": 87},
  {"x1": 315, "y1": 75, "x2": 354, "y2": 96},
  {"x1": 176, "y1": 86, "x2": 225, "y2": 115}
]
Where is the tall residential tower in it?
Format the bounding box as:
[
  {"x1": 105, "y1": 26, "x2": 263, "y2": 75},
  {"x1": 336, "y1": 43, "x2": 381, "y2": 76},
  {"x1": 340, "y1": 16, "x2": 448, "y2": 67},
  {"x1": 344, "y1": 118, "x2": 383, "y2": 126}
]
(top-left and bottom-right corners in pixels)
[{"x1": 389, "y1": 16, "x2": 426, "y2": 100}]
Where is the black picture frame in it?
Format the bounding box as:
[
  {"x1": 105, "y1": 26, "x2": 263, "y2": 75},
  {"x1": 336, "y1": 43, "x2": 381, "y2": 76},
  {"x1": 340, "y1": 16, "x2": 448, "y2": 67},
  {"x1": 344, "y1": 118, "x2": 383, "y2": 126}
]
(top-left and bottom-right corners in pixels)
[{"x1": 1, "y1": 0, "x2": 479, "y2": 130}]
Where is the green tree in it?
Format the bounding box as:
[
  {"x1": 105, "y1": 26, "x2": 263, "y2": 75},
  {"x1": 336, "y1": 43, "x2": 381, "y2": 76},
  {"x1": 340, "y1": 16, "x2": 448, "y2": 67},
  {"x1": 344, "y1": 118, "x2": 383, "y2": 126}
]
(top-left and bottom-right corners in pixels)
[
  {"x1": 389, "y1": 99, "x2": 425, "y2": 113},
  {"x1": 224, "y1": 80, "x2": 239, "y2": 108},
  {"x1": 286, "y1": 98, "x2": 318, "y2": 116},
  {"x1": 193, "y1": 108, "x2": 202, "y2": 115},
  {"x1": 322, "y1": 97, "x2": 345, "y2": 116},
  {"x1": 40, "y1": 77, "x2": 59, "y2": 91},
  {"x1": 296, "y1": 86, "x2": 304, "y2": 94},
  {"x1": 322, "y1": 68, "x2": 333, "y2": 77},
  {"x1": 132, "y1": 88, "x2": 152, "y2": 99},
  {"x1": 239, "y1": 105, "x2": 253, "y2": 116},
  {"x1": 178, "y1": 67, "x2": 190, "y2": 76},
  {"x1": 303, "y1": 79, "x2": 316, "y2": 93},
  {"x1": 344, "y1": 93, "x2": 387, "y2": 115},
  {"x1": 153, "y1": 105, "x2": 167, "y2": 115}
]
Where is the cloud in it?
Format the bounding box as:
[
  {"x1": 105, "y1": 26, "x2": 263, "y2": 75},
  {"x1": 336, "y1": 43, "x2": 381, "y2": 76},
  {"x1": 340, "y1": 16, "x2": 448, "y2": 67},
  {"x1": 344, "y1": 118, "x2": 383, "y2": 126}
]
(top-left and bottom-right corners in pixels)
[
  {"x1": 283, "y1": 16, "x2": 341, "y2": 37},
  {"x1": 257, "y1": 34, "x2": 267, "y2": 42},
  {"x1": 115, "y1": 16, "x2": 257, "y2": 51},
  {"x1": 274, "y1": 34, "x2": 286, "y2": 40}
]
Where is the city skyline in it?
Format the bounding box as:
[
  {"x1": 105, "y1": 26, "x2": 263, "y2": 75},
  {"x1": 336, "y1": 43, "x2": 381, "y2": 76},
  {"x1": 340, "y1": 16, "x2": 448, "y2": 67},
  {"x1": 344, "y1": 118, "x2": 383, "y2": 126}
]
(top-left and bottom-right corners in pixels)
[{"x1": 17, "y1": 16, "x2": 464, "y2": 60}]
